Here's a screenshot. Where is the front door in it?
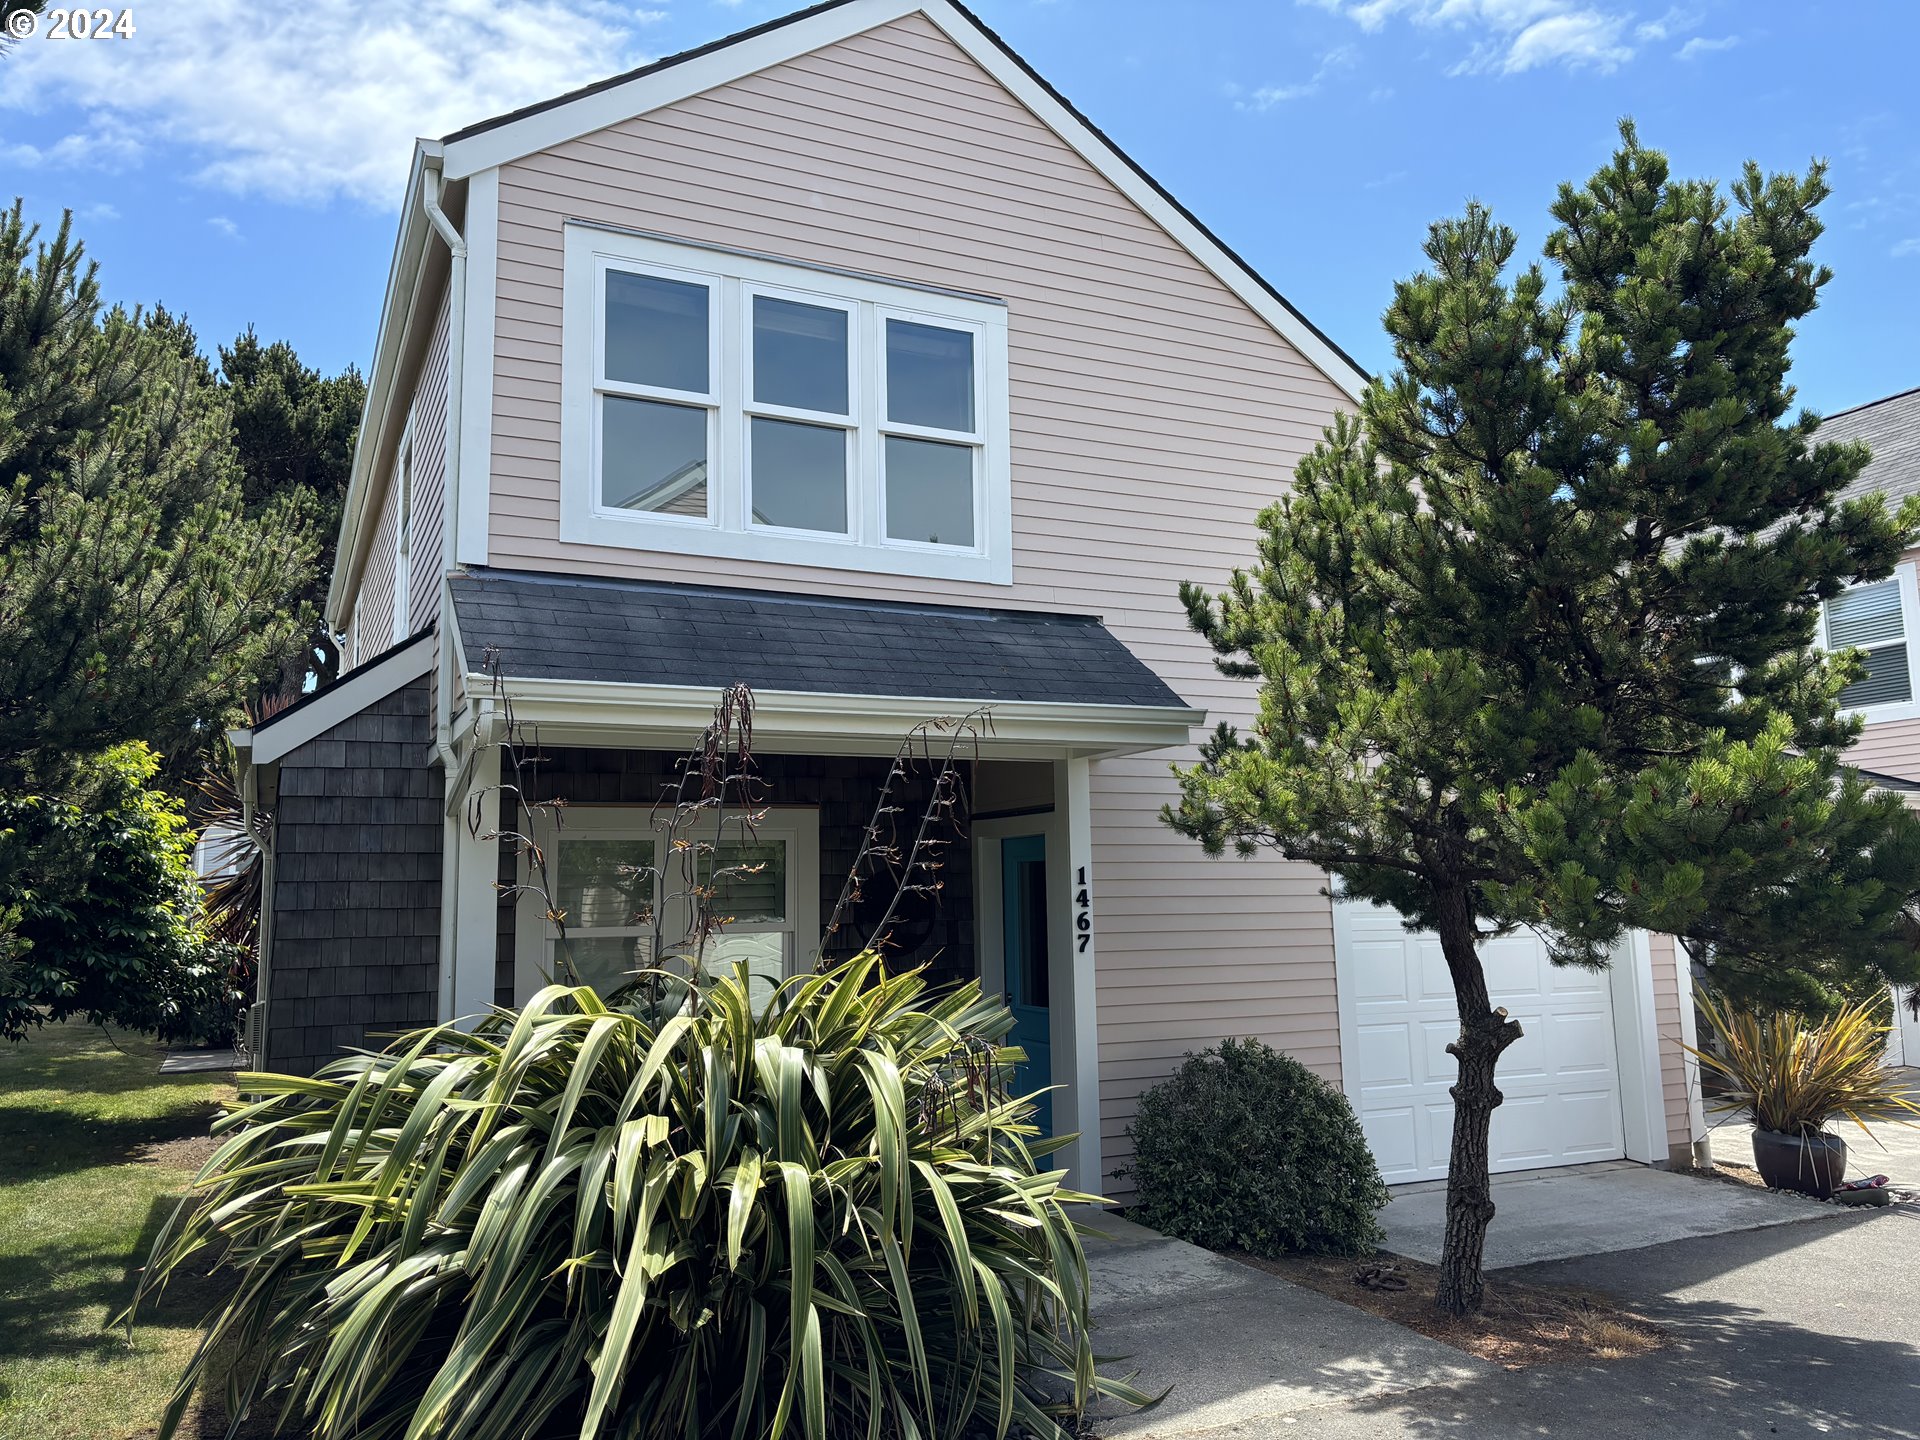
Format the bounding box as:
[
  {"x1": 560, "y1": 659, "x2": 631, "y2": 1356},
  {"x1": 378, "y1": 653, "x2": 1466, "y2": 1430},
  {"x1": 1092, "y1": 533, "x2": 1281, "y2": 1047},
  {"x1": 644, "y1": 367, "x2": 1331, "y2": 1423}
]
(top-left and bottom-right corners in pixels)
[{"x1": 1000, "y1": 834, "x2": 1053, "y2": 1134}]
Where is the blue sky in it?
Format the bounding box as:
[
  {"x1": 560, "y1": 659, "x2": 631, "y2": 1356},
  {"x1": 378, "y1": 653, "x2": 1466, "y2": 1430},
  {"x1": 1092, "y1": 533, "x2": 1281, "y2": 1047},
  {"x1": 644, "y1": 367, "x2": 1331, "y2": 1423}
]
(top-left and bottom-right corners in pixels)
[{"x1": 3, "y1": 0, "x2": 1914, "y2": 413}]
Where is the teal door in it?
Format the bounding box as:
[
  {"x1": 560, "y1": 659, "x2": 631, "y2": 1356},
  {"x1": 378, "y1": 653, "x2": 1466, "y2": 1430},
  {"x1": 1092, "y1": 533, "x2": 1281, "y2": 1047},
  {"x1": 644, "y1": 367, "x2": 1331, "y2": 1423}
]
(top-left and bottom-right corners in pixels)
[{"x1": 1000, "y1": 834, "x2": 1052, "y2": 1134}]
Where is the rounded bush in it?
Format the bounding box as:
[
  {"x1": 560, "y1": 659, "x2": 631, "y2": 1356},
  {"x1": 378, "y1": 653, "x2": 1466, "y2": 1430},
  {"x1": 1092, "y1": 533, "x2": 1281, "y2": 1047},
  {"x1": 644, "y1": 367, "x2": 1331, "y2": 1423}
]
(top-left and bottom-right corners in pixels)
[
  {"x1": 1125, "y1": 1037, "x2": 1387, "y2": 1256},
  {"x1": 132, "y1": 957, "x2": 1148, "y2": 1440}
]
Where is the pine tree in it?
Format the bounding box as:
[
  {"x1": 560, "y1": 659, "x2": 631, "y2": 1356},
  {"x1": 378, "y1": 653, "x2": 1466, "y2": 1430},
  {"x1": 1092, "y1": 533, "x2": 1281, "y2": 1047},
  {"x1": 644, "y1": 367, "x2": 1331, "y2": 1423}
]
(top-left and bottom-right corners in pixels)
[
  {"x1": 1166, "y1": 125, "x2": 1920, "y2": 1315},
  {"x1": 0, "y1": 203, "x2": 318, "y2": 785},
  {"x1": 220, "y1": 329, "x2": 364, "y2": 690}
]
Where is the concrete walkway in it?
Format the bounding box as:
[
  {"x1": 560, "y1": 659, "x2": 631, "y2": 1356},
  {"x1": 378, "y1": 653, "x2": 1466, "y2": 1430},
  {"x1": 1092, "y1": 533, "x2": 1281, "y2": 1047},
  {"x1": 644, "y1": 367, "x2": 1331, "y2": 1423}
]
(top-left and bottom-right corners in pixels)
[
  {"x1": 1378, "y1": 1160, "x2": 1841, "y2": 1268},
  {"x1": 1083, "y1": 1213, "x2": 1490, "y2": 1436}
]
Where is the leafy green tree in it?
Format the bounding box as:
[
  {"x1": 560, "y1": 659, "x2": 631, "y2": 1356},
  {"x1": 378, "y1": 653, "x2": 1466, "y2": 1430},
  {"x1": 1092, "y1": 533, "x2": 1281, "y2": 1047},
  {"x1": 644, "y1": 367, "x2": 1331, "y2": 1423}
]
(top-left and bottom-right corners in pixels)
[
  {"x1": 0, "y1": 203, "x2": 319, "y2": 785},
  {"x1": 1166, "y1": 125, "x2": 1920, "y2": 1314},
  {"x1": 0, "y1": 742, "x2": 244, "y2": 1043},
  {"x1": 220, "y1": 329, "x2": 363, "y2": 689}
]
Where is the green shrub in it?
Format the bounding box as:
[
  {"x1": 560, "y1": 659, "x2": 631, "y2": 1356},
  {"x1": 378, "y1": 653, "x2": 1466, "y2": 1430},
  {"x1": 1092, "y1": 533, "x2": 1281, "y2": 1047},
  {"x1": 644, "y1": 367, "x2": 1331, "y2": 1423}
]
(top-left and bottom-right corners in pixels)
[
  {"x1": 131, "y1": 956, "x2": 1148, "y2": 1440},
  {"x1": 0, "y1": 743, "x2": 240, "y2": 1044},
  {"x1": 1124, "y1": 1037, "x2": 1387, "y2": 1257}
]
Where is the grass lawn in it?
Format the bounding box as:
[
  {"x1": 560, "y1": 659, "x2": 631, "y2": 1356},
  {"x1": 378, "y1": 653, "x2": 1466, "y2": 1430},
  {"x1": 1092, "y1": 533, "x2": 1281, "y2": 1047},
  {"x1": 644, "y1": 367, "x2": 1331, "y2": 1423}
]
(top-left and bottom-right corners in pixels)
[{"x1": 0, "y1": 1019, "x2": 232, "y2": 1439}]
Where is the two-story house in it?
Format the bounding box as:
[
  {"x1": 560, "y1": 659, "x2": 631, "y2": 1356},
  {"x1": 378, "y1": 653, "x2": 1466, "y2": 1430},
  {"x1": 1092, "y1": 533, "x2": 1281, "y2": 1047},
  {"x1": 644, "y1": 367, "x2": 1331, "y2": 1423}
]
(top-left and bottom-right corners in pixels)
[
  {"x1": 1806, "y1": 385, "x2": 1920, "y2": 1065},
  {"x1": 228, "y1": 0, "x2": 1707, "y2": 1193}
]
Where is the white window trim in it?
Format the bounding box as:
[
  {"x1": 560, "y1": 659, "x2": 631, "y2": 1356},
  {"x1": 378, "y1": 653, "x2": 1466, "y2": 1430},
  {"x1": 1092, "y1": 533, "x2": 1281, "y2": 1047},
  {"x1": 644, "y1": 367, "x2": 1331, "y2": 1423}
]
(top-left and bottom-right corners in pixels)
[
  {"x1": 561, "y1": 223, "x2": 1013, "y2": 585},
  {"x1": 513, "y1": 803, "x2": 822, "y2": 1002},
  {"x1": 390, "y1": 422, "x2": 414, "y2": 646},
  {"x1": 1821, "y1": 560, "x2": 1920, "y2": 724}
]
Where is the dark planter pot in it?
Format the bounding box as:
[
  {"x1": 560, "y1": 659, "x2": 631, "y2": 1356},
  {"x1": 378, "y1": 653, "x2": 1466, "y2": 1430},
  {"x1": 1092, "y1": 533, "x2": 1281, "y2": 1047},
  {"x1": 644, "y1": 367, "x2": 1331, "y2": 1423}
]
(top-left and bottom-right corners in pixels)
[{"x1": 1751, "y1": 1127, "x2": 1847, "y2": 1199}]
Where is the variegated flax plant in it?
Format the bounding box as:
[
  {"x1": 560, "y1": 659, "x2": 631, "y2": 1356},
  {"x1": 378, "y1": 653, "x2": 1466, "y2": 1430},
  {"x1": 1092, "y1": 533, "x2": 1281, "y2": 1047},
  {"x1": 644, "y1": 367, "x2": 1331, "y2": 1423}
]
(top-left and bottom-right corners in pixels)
[{"x1": 127, "y1": 957, "x2": 1146, "y2": 1440}]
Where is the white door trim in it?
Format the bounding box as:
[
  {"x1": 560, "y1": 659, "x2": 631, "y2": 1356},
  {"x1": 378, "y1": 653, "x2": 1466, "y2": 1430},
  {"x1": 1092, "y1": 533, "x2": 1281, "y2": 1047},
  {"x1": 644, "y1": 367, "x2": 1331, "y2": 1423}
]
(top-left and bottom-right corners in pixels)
[
  {"x1": 971, "y1": 768, "x2": 1097, "y2": 1192},
  {"x1": 1608, "y1": 930, "x2": 1669, "y2": 1165}
]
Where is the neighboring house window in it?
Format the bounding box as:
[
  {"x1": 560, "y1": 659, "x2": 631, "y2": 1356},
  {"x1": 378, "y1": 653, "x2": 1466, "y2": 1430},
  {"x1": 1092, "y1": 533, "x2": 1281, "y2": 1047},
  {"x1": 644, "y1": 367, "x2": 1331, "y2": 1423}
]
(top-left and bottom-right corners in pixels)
[
  {"x1": 391, "y1": 431, "x2": 413, "y2": 645},
  {"x1": 562, "y1": 226, "x2": 1012, "y2": 584},
  {"x1": 513, "y1": 806, "x2": 821, "y2": 1007},
  {"x1": 1822, "y1": 562, "x2": 1920, "y2": 719}
]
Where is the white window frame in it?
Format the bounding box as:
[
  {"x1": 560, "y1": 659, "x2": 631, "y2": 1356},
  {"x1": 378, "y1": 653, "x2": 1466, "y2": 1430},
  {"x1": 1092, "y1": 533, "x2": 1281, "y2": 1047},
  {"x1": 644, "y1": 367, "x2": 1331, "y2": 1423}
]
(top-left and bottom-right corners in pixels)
[
  {"x1": 1820, "y1": 560, "x2": 1920, "y2": 724},
  {"x1": 513, "y1": 803, "x2": 821, "y2": 1003},
  {"x1": 391, "y1": 424, "x2": 414, "y2": 645},
  {"x1": 561, "y1": 224, "x2": 1012, "y2": 585}
]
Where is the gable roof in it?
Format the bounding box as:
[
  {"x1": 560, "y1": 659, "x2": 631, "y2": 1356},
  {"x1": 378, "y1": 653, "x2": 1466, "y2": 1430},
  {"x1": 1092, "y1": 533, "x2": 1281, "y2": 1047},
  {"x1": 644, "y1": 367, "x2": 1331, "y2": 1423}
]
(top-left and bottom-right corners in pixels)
[
  {"x1": 436, "y1": 0, "x2": 1370, "y2": 403},
  {"x1": 1825, "y1": 386, "x2": 1920, "y2": 510}
]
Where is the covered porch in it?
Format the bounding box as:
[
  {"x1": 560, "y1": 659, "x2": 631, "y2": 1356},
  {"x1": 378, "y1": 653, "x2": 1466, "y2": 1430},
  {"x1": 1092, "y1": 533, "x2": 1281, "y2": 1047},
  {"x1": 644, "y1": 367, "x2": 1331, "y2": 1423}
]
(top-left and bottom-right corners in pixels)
[{"x1": 436, "y1": 568, "x2": 1202, "y2": 1188}]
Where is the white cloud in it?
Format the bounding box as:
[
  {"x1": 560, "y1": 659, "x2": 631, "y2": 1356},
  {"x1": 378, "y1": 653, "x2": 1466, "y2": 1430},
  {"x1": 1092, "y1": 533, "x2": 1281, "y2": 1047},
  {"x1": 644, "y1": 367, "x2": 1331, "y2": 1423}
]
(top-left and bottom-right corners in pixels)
[
  {"x1": 1634, "y1": 5, "x2": 1701, "y2": 41},
  {"x1": 1491, "y1": 10, "x2": 1633, "y2": 72},
  {"x1": 77, "y1": 201, "x2": 119, "y2": 222},
  {"x1": 0, "y1": 0, "x2": 669, "y2": 207},
  {"x1": 1675, "y1": 33, "x2": 1738, "y2": 59},
  {"x1": 1237, "y1": 43, "x2": 1359, "y2": 110},
  {"x1": 1893, "y1": 238, "x2": 1920, "y2": 259},
  {"x1": 1304, "y1": 0, "x2": 1643, "y2": 75},
  {"x1": 207, "y1": 215, "x2": 242, "y2": 240}
]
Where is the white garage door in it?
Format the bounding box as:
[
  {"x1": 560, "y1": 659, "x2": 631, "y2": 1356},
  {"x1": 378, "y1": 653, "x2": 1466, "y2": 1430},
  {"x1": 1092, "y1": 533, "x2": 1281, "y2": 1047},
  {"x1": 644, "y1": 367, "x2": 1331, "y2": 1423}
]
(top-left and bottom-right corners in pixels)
[{"x1": 1334, "y1": 903, "x2": 1626, "y2": 1185}]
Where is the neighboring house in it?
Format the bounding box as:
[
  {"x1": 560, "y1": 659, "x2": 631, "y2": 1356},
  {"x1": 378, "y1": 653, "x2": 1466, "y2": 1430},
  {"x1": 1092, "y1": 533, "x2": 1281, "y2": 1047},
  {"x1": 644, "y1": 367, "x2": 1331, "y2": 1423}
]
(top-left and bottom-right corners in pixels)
[
  {"x1": 1809, "y1": 384, "x2": 1920, "y2": 1067},
  {"x1": 228, "y1": 0, "x2": 1707, "y2": 1193}
]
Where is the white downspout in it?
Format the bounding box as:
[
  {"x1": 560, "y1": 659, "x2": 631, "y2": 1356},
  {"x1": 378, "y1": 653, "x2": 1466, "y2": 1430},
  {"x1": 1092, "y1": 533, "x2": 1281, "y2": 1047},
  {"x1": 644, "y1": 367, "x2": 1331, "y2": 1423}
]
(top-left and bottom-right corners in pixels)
[{"x1": 422, "y1": 163, "x2": 468, "y2": 1021}]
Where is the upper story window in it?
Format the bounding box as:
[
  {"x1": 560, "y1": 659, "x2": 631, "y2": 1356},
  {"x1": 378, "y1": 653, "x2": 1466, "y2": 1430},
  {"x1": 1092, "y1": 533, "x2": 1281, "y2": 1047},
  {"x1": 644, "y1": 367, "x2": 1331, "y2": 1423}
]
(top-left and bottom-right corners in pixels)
[
  {"x1": 562, "y1": 226, "x2": 1012, "y2": 584},
  {"x1": 1821, "y1": 561, "x2": 1920, "y2": 720}
]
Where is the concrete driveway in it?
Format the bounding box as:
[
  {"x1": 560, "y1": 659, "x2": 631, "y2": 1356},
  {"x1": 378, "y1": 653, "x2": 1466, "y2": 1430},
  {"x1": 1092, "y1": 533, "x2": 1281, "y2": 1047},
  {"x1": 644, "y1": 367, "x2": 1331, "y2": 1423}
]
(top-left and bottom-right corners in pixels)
[
  {"x1": 1272, "y1": 1204, "x2": 1920, "y2": 1438},
  {"x1": 1705, "y1": 1092, "x2": 1920, "y2": 1189},
  {"x1": 1378, "y1": 1160, "x2": 1843, "y2": 1268},
  {"x1": 1088, "y1": 1159, "x2": 1920, "y2": 1438}
]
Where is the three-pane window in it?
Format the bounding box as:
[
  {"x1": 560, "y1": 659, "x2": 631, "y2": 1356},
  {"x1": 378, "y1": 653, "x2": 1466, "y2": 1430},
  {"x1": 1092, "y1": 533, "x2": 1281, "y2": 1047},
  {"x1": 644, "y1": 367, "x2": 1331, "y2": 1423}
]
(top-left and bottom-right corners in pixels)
[{"x1": 566, "y1": 228, "x2": 1010, "y2": 583}]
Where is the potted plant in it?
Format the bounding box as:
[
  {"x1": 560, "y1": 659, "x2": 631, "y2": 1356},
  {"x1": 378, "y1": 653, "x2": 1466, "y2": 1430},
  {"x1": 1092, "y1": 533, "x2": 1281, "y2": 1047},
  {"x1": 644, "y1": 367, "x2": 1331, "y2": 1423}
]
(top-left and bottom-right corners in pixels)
[{"x1": 1687, "y1": 989, "x2": 1920, "y2": 1198}]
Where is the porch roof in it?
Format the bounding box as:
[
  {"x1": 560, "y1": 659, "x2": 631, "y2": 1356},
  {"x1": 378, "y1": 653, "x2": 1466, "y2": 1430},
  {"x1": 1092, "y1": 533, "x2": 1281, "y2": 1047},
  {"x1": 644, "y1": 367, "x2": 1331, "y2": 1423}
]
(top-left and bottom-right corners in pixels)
[
  {"x1": 448, "y1": 568, "x2": 1202, "y2": 758},
  {"x1": 452, "y1": 568, "x2": 1189, "y2": 705}
]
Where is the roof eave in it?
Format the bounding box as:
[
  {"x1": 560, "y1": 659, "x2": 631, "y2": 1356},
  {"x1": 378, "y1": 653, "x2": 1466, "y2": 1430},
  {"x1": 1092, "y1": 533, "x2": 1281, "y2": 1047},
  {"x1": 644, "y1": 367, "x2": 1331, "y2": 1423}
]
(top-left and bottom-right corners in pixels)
[
  {"x1": 461, "y1": 672, "x2": 1204, "y2": 760},
  {"x1": 323, "y1": 139, "x2": 444, "y2": 629}
]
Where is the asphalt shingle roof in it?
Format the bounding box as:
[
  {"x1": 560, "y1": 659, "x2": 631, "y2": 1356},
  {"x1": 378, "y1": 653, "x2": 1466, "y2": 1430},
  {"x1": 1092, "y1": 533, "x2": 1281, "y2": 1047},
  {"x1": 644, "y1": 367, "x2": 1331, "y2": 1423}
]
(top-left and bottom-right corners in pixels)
[
  {"x1": 1827, "y1": 386, "x2": 1920, "y2": 509},
  {"x1": 449, "y1": 569, "x2": 1190, "y2": 709}
]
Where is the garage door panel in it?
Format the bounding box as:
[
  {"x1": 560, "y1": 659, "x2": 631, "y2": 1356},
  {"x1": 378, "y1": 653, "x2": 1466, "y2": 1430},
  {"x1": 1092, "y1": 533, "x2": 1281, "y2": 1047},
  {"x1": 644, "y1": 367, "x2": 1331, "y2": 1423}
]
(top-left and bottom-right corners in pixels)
[
  {"x1": 1547, "y1": 961, "x2": 1607, "y2": 996},
  {"x1": 1481, "y1": 936, "x2": 1542, "y2": 997},
  {"x1": 1493, "y1": 1019, "x2": 1549, "y2": 1080},
  {"x1": 1362, "y1": 1106, "x2": 1419, "y2": 1183},
  {"x1": 1355, "y1": 1022, "x2": 1415, "y2": 1086},
  {"x1": 1416, "y1": 940, "x2": 1452, "y2": 1002},
  {"x1": 1416, "y1": 1020, "x2": 1460, "y2": 1086},
  {"x1": 1547, "y1": 1010, "x2": 1615, "y2": 1077},
  {"x1": 1336, "y1": 902, "x2": 1625, "y2": 1184},
  {"x1": 1349, "y1": 940, "x2": 1414, "y2": 1003}
]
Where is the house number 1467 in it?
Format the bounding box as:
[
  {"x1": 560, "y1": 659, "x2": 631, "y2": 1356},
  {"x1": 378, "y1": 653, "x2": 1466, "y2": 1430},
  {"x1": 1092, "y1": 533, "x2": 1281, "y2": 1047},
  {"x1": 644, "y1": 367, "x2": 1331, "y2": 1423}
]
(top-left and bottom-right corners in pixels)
[{"x1": 1075, "y1": 867, "x2": 1092, "y2": 953}]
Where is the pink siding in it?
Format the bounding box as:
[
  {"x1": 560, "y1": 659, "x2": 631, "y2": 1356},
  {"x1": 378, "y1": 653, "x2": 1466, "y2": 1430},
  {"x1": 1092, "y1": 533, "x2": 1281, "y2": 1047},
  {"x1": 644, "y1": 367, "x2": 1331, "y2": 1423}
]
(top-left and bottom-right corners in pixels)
[
  {"x1": 353, "y1": 474, "x2": 401, "y2": 670},
  {"x1": 485, "y1": 12, "x2": 1352, "y2": 1190},
  {"x1": 342, "y1": 288, "x2": 451, "y2": 666},
  {"x1": 1647, "y1": 932, "x2": 1694, "y2": 1157},
  {"x1": 408, "y1": 294, "x2": 452, "y2": 637}
]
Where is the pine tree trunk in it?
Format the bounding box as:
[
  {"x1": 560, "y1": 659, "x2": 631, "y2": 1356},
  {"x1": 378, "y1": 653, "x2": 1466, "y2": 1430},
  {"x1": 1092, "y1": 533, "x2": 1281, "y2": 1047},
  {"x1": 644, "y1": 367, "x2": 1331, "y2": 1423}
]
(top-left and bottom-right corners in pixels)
[{"x1": 1432, "y1": 888, "x2": 1523, "y2": 1317}]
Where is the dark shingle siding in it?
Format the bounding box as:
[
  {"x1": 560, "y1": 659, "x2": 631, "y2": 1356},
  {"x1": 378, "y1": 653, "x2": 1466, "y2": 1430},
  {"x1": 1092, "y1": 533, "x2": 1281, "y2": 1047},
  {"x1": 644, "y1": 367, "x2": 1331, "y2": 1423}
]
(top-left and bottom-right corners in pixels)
[
  {"x1": 450, "y1": 569, "x2": 1188, "y2": 708},
  {"x1": 265, "y1": 676, "x2": 443, "y2": 1075}
]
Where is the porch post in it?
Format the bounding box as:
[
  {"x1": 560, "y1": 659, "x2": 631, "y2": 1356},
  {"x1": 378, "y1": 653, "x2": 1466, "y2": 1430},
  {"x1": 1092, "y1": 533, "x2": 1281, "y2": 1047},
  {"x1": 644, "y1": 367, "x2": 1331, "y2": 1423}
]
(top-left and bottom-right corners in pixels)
[
  {"x1": 441, "y1": 739, "x2": 500, "y2": 1027},
  {"x1": 1055, "y1": 756, "x2": 1103, "y2": 1194}
]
